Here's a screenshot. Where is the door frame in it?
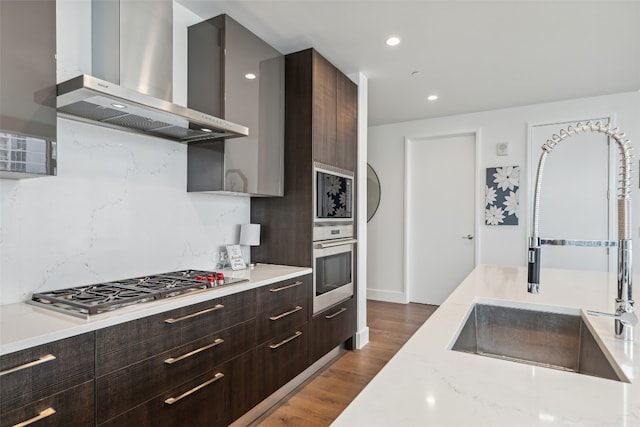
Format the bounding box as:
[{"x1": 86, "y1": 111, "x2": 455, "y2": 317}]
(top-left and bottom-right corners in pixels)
[
  {"x1": 403, "y1": 130, "x2": 481, "y2": 304},
  {"x1": 526, "y1": 114, "x2": 617, "y2": 273}
]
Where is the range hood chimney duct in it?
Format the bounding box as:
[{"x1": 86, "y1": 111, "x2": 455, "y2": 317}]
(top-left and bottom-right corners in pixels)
[{"x1": 56, "y1": 0, "x2": 248, "y2": 142}]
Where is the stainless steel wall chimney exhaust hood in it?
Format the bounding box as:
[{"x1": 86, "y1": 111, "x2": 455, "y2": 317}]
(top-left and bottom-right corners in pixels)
[
  {"x1": 57, "y1": 75, "x2": 248, "y2": 142},
  {"x1": 56, "y1": 0, "x2": 248, "y2": 143}
]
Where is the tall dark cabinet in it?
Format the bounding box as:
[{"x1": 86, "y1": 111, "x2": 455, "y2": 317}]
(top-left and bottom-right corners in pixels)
[
  {"x1": 252, "y1": 48, "x2": 358, "y2": 267},
  {"x1": 251, "y1": 48, "x2": 358, "y2": 364}
]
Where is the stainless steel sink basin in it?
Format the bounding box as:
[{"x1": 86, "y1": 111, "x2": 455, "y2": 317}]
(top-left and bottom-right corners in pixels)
[{"x1": 451, "y1": 303, "x2": 628, "y2": 382}]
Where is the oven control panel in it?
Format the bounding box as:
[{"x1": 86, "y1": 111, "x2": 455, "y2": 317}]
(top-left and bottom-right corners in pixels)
[{"x1": 313, "y1": 224, "x2": 354, "y2": 242}]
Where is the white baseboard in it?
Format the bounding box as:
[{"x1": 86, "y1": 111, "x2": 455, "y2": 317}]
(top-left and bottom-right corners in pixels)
[
  {"x1": 367, "y1": 288, "x2": 408, "y2": 304},
  {"x1": 355, "y1": 326, "x2": 369, "y2": 349}
]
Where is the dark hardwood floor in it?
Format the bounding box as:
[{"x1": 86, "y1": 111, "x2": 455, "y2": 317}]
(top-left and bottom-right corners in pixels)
[{"x1": 250, "y1": 300, "x2": 438, "y2": 426}]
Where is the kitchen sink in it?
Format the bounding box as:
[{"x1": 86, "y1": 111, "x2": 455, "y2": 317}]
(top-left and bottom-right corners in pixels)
[{"x1": 451, "y1": 302, "x2": 628, "y2": 382}]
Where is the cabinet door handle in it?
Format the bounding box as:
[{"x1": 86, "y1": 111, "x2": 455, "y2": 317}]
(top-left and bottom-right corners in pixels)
[
  {"x1": 12, "y1": 407, "x2": 56, "y2": 427},
  {"x1": 164, "y1": 372, "x2": 224, "y2": 405},
  {"x1": 269, "y1": 281, "x2": 303, "y2": 292},
  {"x1": 164, "y1": 304, "x2": 224, "y2": 324},
  {"x1": 269, "y1": 306, "x2": 303, "y2": 321},
  {"x1": 269, "y1": 331, "x2": 303, "y2": 349},
  {"x1": 325, "y1": 307, "x2": 347, "y2": 319},
  {"x1": 0, "y1": 354, "x2": 56, "y2": 377},
  {"x1": 315, "y1": 238, "x2": 357, "y2": 249},
  {"x1": 164, "y1": 338, "x2": 225, "y2": 364}
]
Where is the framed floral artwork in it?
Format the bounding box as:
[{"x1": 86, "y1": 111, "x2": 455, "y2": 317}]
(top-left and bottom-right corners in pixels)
[{"x1": 485, "y1": 166, "x2": 519, "y2": 225}]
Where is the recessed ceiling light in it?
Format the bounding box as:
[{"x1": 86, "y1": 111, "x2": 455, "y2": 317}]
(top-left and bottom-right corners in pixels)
[
  {"x1": 111, "y1": 103, "x2": 127, "y2": 109},
  {"x1": 427, "y1": 95, "x2": 438, "y2": 101},
  {"x1": 201, "y1": 128, "x2": 213, "y2": 133},
  {"x1": 385, "y1": 36, "x2": 400, "y2": 46},
  {"x1": 245, "y1": 73, "x2": 257, "y2": 80}
]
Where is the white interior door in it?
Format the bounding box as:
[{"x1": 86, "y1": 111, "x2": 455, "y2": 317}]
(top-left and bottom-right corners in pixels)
[
  {"x1": 406, "y1": 133, "x2": 476, "y2": 305},
  {"x1": 529, "y1": 119, "x2": 613, "y2": 272}
]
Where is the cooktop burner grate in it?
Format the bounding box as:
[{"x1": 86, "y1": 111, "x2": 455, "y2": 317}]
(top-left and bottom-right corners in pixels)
[{"x1": 29, "y1": 270, "x2": 247, "y2": 318}]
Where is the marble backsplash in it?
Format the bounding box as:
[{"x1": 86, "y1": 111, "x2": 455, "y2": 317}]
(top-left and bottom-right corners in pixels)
[{"x1": 0, "y1": 118, "x2": 250, "y2": 305}]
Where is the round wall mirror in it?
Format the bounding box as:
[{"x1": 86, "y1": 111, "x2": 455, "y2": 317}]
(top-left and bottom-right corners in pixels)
[{"x1": 367, "y1": 164, "x2": 381, "y2": 222}]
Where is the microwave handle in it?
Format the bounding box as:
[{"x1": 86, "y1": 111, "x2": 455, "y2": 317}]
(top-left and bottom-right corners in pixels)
[{"x1": 315, "y1": 238, "x2": 357, "y2": 249}]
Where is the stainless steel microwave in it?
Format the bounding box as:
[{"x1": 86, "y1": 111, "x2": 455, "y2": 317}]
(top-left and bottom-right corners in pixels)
[{"x1": 314, "y1": 162, "x2": 354, "y2": 223}]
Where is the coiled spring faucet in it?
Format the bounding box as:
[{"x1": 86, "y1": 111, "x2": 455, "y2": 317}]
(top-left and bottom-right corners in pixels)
[{"x1": 527, "y1": 121, "x2": 637, "y2": 340}]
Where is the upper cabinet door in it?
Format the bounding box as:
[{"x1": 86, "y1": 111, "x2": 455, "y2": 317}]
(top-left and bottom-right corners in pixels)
[
  {"x1": 311, "y1": 51, "x2": 337, "y2": 166},
  {"x1": 187, "y1": 15, "x2": 285, "y2": 196},
  {"x1": 336, "y1": 72, "x2": 358, "y2": 172}
]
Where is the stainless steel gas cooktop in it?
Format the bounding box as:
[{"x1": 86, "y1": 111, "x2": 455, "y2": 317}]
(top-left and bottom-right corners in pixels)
[{"x1": 28, "y1": 270, "x2": 247, "y2": 318}]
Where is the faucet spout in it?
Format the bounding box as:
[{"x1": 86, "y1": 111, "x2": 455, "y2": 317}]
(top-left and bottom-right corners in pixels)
[{"x1": 527, "y1": 121, "x2": 635, "y2": 340}]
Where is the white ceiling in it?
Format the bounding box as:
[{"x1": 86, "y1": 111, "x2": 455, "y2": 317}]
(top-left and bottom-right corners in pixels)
[{"x1": 178, "y1": 1, "x2": 640, "y2": 127}]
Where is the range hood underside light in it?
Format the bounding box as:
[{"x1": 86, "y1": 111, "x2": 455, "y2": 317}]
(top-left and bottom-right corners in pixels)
[{"x1": 56, "y1": 75, "x2": 248, "y2": 143}]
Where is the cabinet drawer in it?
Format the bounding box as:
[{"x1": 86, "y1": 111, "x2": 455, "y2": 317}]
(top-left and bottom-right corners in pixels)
[
  {"x1": 256, "y1": 323, "x2": 309, "y2": 400},
  {"x1": 310, "y1": 297, "x2": 356, "y2": 363},
  {"x1": 99, "y1": 364, "x2": 230, "y2": 427},
  {"x1": 257, "y1": 275, "x2": 310, "y2": 344},
  {"x1": 96, "y1": 289, "x2": 256, "y2": 375},
  {"x1": 96, "y1": 319, "x2": 256, "y2": 423},
  {"x1": 0, "y1": 381, "x2": 94, "y2": 427},
  {"x1": 0, "y1": 333, "x2": 94, "y2": 411}
]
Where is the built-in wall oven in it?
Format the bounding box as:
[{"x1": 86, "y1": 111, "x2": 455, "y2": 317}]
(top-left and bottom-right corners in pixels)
[
  {"x1": 313, "y1": 163, "x2": 356, "y2": 313},
  {"x1": 313, "y1": 224, "x2": 356, "y2": 314}
]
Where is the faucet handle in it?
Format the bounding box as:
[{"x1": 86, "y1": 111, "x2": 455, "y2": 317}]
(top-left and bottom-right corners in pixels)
[
  {"x1": 527, "y1": 238, "x2": 541, "y2": 294},
  {"x1": 587, "y1": 310, "x2": 638, "y2": 326}
]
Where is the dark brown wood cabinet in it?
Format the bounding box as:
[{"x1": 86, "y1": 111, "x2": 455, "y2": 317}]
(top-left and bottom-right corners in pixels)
[
  {"x1": 0, "y1": 381, "x2": 95, "y2": 427},
  {"x1": 95, "y1": 290, "x2": 257, "y2": 426},
  {"x1": 255, "y1": 275, "x2": 312, "y2": 401},
  {"x1": 312, "y1": 50, "x2": 338, "y2": 167},
  {"x1": 336, "y1": 71, "x2": 358, "y2": 171},
  {"x1": 252, "y1": 47, "x2": 358, "y2": 369},
  {"x1": 99, "y1": 366, "x2": 230, "y2": 427},
  {"x1": 100, "y1": 351, "x2": 256, "y2": 427},
  {"x1": 2, "y1": 273, "x2": 317, "y2": 427},
  {"x1": 256, "y1": 275, "x2": 311, "y2": 343},
  {"x1": 300, "y1": 48, "x2": 358, "y2": 171},
  {"x1": 257, "y1": 323, "x2": 309, "y2": 399},
  {"x1": 251, "y1": 48, "x2": 358, "y2": 268},
  {"x1": 0, "y1": 332, "x2": 95, "y2": 423},
  {"x1": 96, "y1": 320, "x2": 256, "y2": 423},
  {"x1": 309, "y1": 297, "x2": 357, "y2": 364},
  {"x1": 95, "y1": 290, "x2": 256, "y2": 375}
]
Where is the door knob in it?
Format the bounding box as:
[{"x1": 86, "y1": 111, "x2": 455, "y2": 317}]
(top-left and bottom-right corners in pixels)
[{"x1": 461, "y1": 234, "x2": 474, "y2": 240}]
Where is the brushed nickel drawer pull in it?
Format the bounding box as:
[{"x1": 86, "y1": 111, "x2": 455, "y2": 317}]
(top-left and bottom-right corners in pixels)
[
  {"x1": 269, "y1": 281, "x2": 303, "y2": 293},
  {"x1": 269, "y1": 331, "x2": 303, "y2": 349},
  {"x1": 325, "y1": 307, "x2": 347, "y2": 319},
  {"x1": 164, "y1": 372, "x2": 224, "y2": 405},
  {"x1": 0, "y1": 354, "x2": 56, "y2": 377},
  {"x1": 164, "y1": 338, "x2": 225, "y2": 364},
  {"x1": 269, "y1": 306, "x2": 303, "y2": 321},
  {"x1": 12, "y1": 407, "x2": 56, "y2": 427},
  {"x1": 164, "y1": 304, "x2": 224, "y2": 324}
]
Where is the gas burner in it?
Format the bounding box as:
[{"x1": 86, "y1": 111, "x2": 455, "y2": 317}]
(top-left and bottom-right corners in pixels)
[
  {"x1": 28, "y1": 269, "x2": 248, "y2": 318},
  {"x1": 31, "y1": 284, "x2": 157, "y2": 317}
]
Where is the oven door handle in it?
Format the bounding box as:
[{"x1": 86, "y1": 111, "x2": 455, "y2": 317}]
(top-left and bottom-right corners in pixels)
[{"x1": 315, "y1": 238, "x2": 357, "y2": 249}]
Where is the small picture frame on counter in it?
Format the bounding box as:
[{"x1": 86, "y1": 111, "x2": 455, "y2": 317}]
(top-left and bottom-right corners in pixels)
[{"x1": 226, "y1": 244, "x2": 247, "y2": 270}]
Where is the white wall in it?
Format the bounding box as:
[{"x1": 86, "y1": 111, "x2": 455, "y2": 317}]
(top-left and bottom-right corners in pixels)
[
  {"x1": 0, "y1": 1, "x2": 249, "y2": 305},
  {"x1": 367, "y1": 91, "x2": 640, "y2": 301}
]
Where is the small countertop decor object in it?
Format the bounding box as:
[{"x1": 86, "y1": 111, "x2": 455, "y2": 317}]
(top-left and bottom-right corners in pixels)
[
  {"x1": 226, "y1": 244, "x2": 247, "y2": 270},
  {"x1": 240, "y1": 223, "x2": 261, "y2": 269}
]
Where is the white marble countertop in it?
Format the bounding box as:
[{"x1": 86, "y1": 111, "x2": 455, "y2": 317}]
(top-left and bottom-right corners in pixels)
[
  {"x1": 333, "y1": 265, "x2": 640, "y2": 426},
  {"x1": 0, "y1": 264, "x2": 311, "y2": 356}
]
